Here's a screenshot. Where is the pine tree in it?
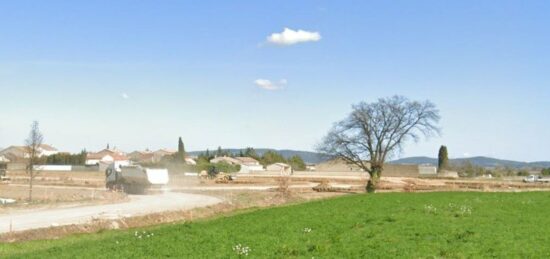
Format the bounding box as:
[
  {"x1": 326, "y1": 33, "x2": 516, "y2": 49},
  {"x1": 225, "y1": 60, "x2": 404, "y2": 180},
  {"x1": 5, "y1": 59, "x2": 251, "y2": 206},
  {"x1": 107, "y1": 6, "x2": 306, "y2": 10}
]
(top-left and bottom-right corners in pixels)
[
  {"x1": 244, "y1": 147, "x2": 259, "y2": 160},
  {"x1": 288, "y1": 155, "x2": 306, "y2": 171},
  {"x1": 438, "y1": 145, "x2": 449, "y2": 172}
]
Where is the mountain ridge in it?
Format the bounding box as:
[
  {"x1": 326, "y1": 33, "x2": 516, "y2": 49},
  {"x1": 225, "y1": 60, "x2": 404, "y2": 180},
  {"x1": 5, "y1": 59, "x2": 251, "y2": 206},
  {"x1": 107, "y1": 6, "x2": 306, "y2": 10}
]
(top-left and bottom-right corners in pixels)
[
  {"x1": 189, "y1": 149, "x2": 550, "y2": 169},
  {"x1": 390, "y1": 156, "x2": 550, "y2": 169},
  {"x1": 188, "y1": 148, "x2": 327, "y2": 164}
]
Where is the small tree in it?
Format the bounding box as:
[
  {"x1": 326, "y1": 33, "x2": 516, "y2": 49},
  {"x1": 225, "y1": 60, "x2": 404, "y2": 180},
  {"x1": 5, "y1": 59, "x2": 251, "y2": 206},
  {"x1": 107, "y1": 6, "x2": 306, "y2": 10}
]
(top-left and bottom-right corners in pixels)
[
  {"x1": 288, "y1": 155, "x2": 306, "y2": 171},
  {"x1": 438, "y1": 145, "x2": 449, "y2": 172},
  {"x1": 25, "y1": 121, "x2": 44, "y2": 202},
  {"x1": 260, "y1": 150, "x2": 286, "y2": 166},
  {"x1": 243, "y1": 147, "x2": 260, "y2": 160},
  {"x1": 318, "y1": 96, "x2": 440, "y2": 193}
]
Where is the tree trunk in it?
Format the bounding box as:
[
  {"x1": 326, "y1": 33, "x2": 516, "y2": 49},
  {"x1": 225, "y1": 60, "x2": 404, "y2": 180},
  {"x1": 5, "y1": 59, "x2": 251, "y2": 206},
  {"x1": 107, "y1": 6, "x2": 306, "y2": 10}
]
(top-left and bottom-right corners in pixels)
[
  {"x1": 28, "y1": 172, "x2": 33, "y2": 202},
  {"x1": 366, "y1": 166, "x2": 382, "y2": 193}
]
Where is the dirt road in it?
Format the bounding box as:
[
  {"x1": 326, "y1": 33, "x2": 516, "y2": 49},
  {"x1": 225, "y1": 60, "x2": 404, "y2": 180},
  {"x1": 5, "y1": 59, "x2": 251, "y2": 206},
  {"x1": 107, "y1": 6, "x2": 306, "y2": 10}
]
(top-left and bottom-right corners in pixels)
[{"x1": 0, "y1": 192, "x2": 221, "y2": 233}]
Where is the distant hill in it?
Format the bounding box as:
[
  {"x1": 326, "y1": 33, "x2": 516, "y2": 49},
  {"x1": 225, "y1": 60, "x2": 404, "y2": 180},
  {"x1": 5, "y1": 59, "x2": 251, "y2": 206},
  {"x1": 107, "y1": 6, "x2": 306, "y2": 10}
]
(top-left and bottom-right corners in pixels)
[
  {"x1": 390, "y1": 156, "x2": 550, "y2": 169},
  {"x1": 188, "y1": 148, "x2": 327, "y2": 164}
]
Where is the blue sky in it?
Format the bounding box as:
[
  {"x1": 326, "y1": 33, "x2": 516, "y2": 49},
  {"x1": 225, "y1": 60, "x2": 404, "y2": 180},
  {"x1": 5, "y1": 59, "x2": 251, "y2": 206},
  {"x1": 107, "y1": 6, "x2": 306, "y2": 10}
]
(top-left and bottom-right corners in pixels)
[{"x1": 0, "y1": 1, "x2": 549, "y2": 161}]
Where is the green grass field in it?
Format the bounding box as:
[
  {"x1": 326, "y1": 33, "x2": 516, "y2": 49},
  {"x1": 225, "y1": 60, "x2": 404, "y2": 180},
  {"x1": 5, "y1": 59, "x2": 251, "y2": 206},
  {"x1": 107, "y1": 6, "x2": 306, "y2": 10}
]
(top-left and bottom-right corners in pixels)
[{"x1": 2, "y1": 192, "x2": 550, "y2": 258}]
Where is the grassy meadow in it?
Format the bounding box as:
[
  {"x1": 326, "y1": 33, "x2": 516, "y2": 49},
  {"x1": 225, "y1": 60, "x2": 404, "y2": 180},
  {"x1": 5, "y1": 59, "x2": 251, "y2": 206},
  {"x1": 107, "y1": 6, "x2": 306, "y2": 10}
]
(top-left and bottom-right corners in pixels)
[{"x1": 2, "y1": 192, "x2": 550, "y2": 258}]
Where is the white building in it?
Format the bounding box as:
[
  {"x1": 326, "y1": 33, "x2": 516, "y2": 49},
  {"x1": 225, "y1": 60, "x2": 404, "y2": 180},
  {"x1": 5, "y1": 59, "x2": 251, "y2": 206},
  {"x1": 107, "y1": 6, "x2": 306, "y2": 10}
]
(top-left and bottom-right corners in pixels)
[
  {"x1": 210, "y1": 156, "x2": 264, "y2": 173},
  {"x1": 0, "y1": 144, "x2": 59, "y2": 161},
  {"x1": 185, "y1": 157, "x2": 197, "y2": 165},
  {"x1": 37, "y1": 144, "x2": 59, "y2": 157},
  {"x1": 266, "y1": 163, "x2": 292, "y2": 175},
  {"x1": 86, "y1": 149, "x2": 130, "y2": 169}
]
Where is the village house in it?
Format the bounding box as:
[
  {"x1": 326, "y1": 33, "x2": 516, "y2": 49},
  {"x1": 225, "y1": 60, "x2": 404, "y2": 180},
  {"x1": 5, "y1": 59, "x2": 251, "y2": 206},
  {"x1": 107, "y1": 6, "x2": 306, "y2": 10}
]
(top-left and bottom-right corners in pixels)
[
  {"x1": 210, "y1": 156, "x2": 265, "y2": 173},
  {"x1": 185, "y1": 157, "x2": 197, "y2": 165},
  {"x1": 153, "y1": 149, "x2": 176, "y2": 161},
  {"x1": 85, "y1": 148, "x2": 130, "y2": 169},
  {"x1": 128, "y1": 151, "x2": 155, "y2": 163},
  {"x1": 130, "y1": 149, "x2": 196, "y2": 165},
  {"x1": 0, "y1": 144, "x2": 59, "y2": 162},
  {"x1": 266, "y1": 162, "x2": 292, "y2": 175}
]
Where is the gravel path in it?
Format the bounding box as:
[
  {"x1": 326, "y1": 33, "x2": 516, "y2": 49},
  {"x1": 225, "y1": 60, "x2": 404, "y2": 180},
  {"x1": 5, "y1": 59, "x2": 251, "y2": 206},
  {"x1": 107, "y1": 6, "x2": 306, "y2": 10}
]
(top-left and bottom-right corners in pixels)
[{"x1": 0, "y1": 192, "x2": 222, "y2": 233}]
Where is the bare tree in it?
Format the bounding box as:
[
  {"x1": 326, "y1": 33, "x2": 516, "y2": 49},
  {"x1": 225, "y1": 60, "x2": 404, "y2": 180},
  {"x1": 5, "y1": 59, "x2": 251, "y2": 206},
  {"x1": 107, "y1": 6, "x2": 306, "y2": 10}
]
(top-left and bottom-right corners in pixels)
[
  {"x1": 25, "y1": 121, "x2": 43, "y2": 202},
  {"x1": 318, "y1": 96, "x2": 440, "y2": 192}
]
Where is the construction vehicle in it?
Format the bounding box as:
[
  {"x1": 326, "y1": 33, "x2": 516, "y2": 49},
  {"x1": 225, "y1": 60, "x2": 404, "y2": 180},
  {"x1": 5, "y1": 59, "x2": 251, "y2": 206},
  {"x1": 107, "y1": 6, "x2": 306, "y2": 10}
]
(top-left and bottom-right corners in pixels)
[
  {"x1": 523, "y1": 175, "x2": 550, "y2": 183},
  {"x1": 105, "y1": 164, "x2": 169, "y2": 194},
  {"x1": 214, "y1": 172, "x2": 233, "y2": 183}
]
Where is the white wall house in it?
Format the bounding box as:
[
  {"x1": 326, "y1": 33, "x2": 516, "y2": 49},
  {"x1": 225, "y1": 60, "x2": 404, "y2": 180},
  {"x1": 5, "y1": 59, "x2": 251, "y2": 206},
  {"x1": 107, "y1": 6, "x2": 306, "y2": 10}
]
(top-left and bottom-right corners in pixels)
[
  {"x1": 0, "y1": 144, "x2": 59, "y2": 161},
  {"x1": 239, "y1": 164, "x2": 265, "y2": 174},
  {"x1": 210, "y1": 156, "x2": 265, "y2": 173},
  {"x1": 86, "y1": 149, "x2": 130, "y2": 168},
  {"x1": 185, "y1": 157, "x2": 197, "y2": 165},
  {"x1": 37, "y1": 144, "x2": 59, "y2": 157},
  {"x1": 266, "y1": 163, "x2": 292, "y2": 175}
]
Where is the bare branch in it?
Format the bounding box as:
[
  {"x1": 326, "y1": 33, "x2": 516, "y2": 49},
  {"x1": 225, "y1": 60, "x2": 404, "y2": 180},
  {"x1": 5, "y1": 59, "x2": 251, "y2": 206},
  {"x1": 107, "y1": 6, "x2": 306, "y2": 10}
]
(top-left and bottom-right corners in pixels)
[{"x1": 317, "y1": 95, "x2": 440, "y2": 188}]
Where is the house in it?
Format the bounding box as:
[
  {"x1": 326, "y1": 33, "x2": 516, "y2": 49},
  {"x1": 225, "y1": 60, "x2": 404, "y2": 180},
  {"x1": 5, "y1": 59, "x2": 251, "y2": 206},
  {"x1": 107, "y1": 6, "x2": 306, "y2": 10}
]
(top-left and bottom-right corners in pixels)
[
  {"x1": 210, "y1": 156, "x2": 264, "y2": 173},
  {"x1": 210, "y1": 156, "x2": 240, "y2": 165},
  {"x1": 128, "y1": 151, "x2": 155, "y2": 163},
  {"x1": 130, "y1": 149, "x2": 195, "y2": 165},
  {"x1": 185, "y1": 157, "x2": 197, "y2": 165},
  {"x1": 38, "y1": 144, "x2": 59, "y2": 157},
  {"x1": 0, "y1": 155, "x2": 9, "y2": 163},
  {"x1": 153, "y1": 149, "x2": 176, "y2": 162},
  {"x1": 266, "y1": 163, "x2": 292, "y2": 175},
  {"x1": 0, "y1": 146, "x2": 27, "y2": 162},
  {"x1": 85, "y1": 148, "x2": 130, "y2": 169},
  {"x1": 0, "y1": 144, "x2": 59, "y2": 161},
  {"x1": 0, "y1": 156, "x2": 8, "y2": 177}
]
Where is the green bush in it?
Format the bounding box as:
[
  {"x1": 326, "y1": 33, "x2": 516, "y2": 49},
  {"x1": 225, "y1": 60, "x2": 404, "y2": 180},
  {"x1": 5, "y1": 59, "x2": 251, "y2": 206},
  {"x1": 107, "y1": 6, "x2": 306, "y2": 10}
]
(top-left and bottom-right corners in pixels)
[
  {"x1": 196, "y1": 160, "x2": 240, "y2": 174},
  {"x1": 517, "y1": 170, "x2": 530, "y2": 176},
  {"x1": 38, "y1": 151, "x2": 87, "y2": 165}
]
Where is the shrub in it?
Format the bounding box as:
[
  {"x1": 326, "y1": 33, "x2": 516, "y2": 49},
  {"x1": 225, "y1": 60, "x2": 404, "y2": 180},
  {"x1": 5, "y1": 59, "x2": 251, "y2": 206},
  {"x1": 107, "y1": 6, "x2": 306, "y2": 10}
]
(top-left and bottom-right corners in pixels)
[{"x1": 517, "y1": 170, "x2": 530, "y2": 176}]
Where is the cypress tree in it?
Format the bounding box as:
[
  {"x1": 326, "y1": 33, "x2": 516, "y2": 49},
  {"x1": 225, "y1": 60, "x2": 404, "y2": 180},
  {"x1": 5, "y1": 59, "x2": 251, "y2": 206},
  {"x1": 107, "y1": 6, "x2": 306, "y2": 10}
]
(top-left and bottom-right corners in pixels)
[
  {"x1": 438, "y1": 145, "x2": 449, "y2": 172},
  {"x1": 178, "y1": 137, "x2": 186, "y2": 161}
]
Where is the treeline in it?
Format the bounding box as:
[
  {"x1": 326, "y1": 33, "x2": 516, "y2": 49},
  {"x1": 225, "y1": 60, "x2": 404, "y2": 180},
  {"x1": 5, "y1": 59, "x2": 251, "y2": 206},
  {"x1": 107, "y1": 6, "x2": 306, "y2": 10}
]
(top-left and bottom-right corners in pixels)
[
  {"x1": 197, "y1": 147, "x2": 307, "y2": 171},
  {"x1": 37, "y1": 151, "x2": 87, "y2": 165},
  {"x1": 451, "y1": 161, "x2": 550, "y2": 178}
]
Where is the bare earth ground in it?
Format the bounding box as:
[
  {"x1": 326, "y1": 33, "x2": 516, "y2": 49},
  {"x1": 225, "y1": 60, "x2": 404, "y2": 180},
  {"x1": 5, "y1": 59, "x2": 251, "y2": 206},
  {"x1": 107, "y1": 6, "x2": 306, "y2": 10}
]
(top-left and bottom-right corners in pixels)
[
  {"x1": 3, "y1": 170, "x2": 550, "y2": 242},
  {"x1": 0, "y1": 192, "x2": 221, "y2": 234}
]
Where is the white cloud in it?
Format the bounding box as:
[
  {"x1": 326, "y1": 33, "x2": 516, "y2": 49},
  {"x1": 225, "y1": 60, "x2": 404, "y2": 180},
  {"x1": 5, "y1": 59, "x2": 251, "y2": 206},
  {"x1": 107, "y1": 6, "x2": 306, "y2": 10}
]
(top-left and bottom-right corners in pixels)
[
  {"x1": 254, "y1": 79, "x2": 287, "y2": 90},
  {"x1": 267, "y1": 28, "x2": 321, "y2": 46},
  {"x1": 463, "y1": 152, "x2": 470, "y2": 157},
  {"x1": 121, "y1": 93, "x2": 129, "y2": 99}
]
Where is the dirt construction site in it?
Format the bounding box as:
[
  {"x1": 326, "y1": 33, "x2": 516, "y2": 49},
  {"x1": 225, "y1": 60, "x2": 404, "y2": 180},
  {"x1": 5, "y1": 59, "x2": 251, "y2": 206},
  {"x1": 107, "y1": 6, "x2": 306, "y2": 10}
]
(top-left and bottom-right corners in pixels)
[{"x1": 2, "y1": 169, "x2": 550, "y2": 242}]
